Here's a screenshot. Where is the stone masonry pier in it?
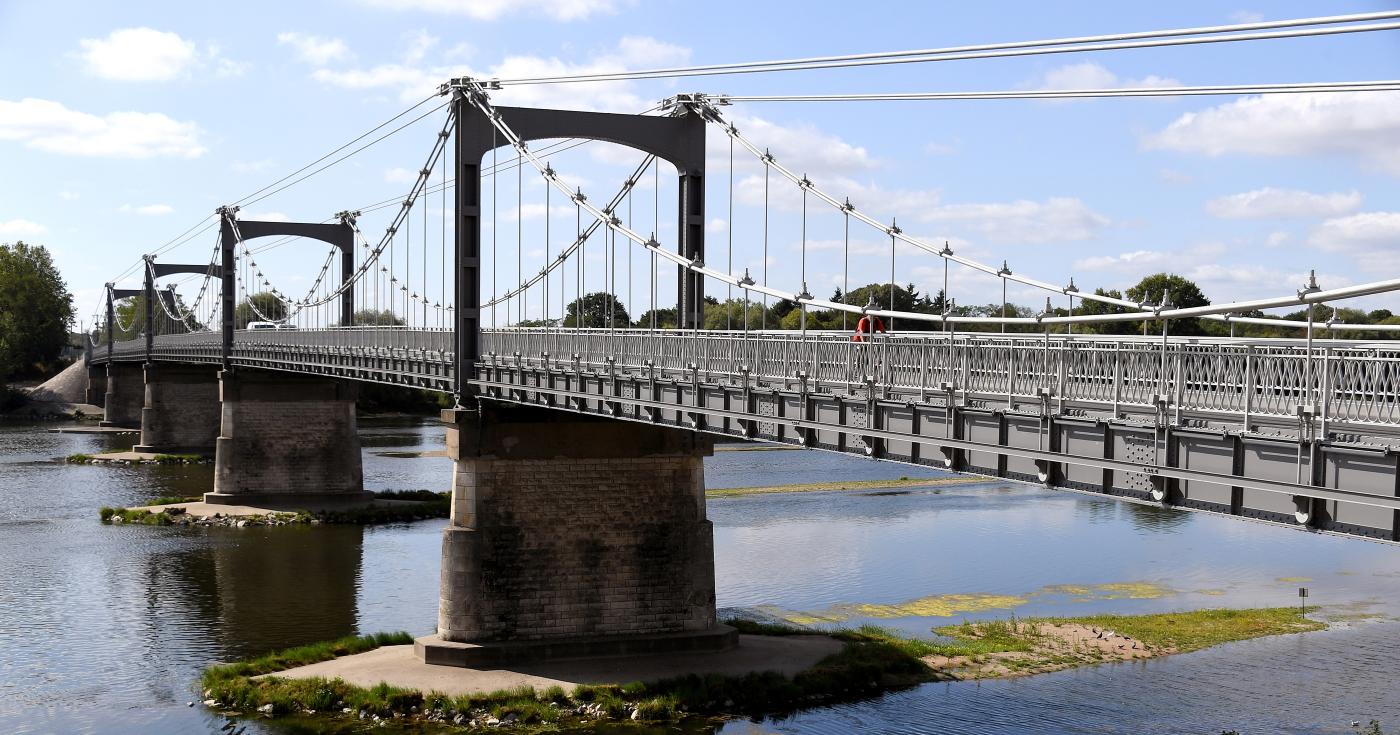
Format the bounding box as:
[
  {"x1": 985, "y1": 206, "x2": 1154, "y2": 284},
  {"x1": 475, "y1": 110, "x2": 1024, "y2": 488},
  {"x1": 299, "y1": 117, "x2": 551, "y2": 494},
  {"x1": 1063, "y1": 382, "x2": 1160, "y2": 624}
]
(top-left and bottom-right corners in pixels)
[
  {"x1": 84, "y1": 365, "x2": 106, "y2": 407},
  {"x1": 100, "y1": 362, "x2": 144, "y2": 428},
  {"x1": 205, "y1": 370, "x2": 369, "y2": 507},
  {"x1": 417, "y1": 402, "x2": 734, "y2": 667},
  {"x1": 134, "y1": 363, "x2": 222, "y2": 454}
]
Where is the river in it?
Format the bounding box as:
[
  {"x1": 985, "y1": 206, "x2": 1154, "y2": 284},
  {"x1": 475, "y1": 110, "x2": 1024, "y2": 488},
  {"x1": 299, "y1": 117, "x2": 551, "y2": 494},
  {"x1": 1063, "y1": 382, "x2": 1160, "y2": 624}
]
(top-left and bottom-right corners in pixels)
[{"x1": 1, "y1": 418, "x2": 1397, "y2": 734}]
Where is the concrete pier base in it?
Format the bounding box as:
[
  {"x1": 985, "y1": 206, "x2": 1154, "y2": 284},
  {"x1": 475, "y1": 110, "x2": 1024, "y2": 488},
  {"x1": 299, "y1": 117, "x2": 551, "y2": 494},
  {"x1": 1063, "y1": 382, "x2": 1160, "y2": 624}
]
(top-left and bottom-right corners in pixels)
[
  {"x1": 206, "y1": 370, "x2": 369, "y2": 507},
  {"x1": 99, "y1": 362, "x2": 144, "y2": 428},
  {"x1": 133, "y1": 363, "x2": 221, "y2": 454},
  {"x1": 420, "y1": 402, "x2": 727, "y2": 667}
]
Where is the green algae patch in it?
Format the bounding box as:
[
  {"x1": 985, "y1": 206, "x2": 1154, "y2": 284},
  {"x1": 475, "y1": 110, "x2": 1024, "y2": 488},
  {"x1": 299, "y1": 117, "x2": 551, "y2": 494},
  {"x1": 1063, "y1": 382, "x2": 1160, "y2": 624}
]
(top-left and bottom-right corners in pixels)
[
  {"x1": 768, "y1": 581, "x2": 1173, "y2": 626},
  {"x1": 1039, "y1": 584, "x2": 1093, "y2": 596},
  {"x1": 839, "y1": 593, "x2": 1030, "y2": 620},
  {"x1": 1092, "y1": 582, "x2": 1171, "y2": 600},
  {"x1": 707, "y1": 476, "x2": 986, "y2": 498}
]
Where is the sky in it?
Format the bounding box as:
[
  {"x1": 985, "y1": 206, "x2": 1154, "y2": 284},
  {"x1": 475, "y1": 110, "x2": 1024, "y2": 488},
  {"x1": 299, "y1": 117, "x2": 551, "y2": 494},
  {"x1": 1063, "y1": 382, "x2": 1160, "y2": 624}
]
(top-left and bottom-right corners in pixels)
[{"x1": 1, "y1": 0, "x2": 1398, "y2": 327}]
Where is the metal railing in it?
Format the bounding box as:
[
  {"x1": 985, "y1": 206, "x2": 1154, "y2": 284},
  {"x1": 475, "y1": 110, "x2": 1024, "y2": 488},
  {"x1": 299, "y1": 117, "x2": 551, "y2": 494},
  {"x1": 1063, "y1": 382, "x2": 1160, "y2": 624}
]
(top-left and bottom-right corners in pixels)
[
  {"x1": 480, "y1": 328, "x2": 1400, "y2": 430},
  {"x1": 96, "y1": 326, "x2": 1400, "y2": 429}
]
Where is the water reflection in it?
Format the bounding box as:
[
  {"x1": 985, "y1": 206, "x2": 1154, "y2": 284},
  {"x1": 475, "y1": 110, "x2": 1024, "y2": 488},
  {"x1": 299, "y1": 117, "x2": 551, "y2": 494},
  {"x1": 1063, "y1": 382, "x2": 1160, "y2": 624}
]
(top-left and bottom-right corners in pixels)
[{"x1": 207, "y1": 526, "x2": 364, "y2": 660}]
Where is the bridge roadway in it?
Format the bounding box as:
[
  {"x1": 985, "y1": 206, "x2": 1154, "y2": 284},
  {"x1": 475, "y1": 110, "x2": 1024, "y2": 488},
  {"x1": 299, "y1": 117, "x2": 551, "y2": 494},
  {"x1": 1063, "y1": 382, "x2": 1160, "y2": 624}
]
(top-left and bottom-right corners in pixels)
[{"x1": 93, "y1": 327, "x2": 1400, "y2": 542}]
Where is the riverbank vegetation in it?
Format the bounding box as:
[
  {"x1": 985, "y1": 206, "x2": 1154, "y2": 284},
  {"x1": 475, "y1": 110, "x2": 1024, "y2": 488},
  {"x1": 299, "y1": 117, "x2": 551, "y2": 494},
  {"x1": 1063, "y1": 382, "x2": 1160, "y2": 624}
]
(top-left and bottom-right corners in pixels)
[
  {"x1": 198, "y1": 607, "x2": 1323, "y2": 731},
  {"x1": 0, "y1": 241, "x2": 75, "y2": 409}
]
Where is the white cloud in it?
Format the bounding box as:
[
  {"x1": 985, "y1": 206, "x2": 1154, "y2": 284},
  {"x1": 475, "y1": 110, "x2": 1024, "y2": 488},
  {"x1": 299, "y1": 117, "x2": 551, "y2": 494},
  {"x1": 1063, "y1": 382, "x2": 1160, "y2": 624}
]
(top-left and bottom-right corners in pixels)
[
  {"x1": 0, "y1": 97, "x2": 205, "y2": 158},
  {"x1": 1229, "y1": 10, "x2": 1264, "y2": 23},
  {"x1": 1145, "y1": 93, "x2": 1400, "y2": 175},
  {"x1": 1266, "y1": 231, "x2": 1290, "y2": 247},
  {"x1": 1310, "y1": 212, "x2": 1400, "y2": 272},
  {"x1": 1031, "y1": 62, "x2": 1179, "y2": 91},
  {"x1": 120, "y1": 203, "x2": 173, "y2": 215},
  {"x1": 58, "y1": 190, "x2": 80, "y2": 200},
  {"x1": 706, "y1": 218, "x2": 727, "y2": 233},
  {"x1": 359, "y1": 0, "x2": 621, "y2": 21},
  {"x1": 310, "y1": 34, "x2": 689, "y2": 110},
  {"x1": 0, "y1": 219, "x2": 46, "y2": 237},
  {"x1": 211, "y1": 50, "x2": 250, "y2": 78},
  {"x1": 241, "y1": 211, "x2": 290, "y2": 222},
  {"x1": 1073, "y1": 241, "x2": 1337, "y2": 303},
  {"x1": 232, "y1": 159, "x2": 274, "y2": 174},
  {"x1": 924, "y1": 141, "x2": 957, "y2": 155},
  {"x1": 277, "y1": 32, "x2": 352, "y2": 66},
  {"x1": 1206, "y1": 187, "x2": 1362, "y2": 220},
  {"x1": 78, "y1": 28, "x2": 197, "y2": 81},
  {"x1": 722, "y1": 114, "x2": 876, "y2": 180},
  {"x1": 401, "y1": 30, "x2": 438, "y2": 64},
  {"x1": 921, "y1": 197, "x2": 1109, "y2": 244},
  {"x1": 384, "y1": 166, "x2": 417, "y2": 183},
  {"x1": 1158, "y1": 168, "x2": 1193, "y2": 185}
]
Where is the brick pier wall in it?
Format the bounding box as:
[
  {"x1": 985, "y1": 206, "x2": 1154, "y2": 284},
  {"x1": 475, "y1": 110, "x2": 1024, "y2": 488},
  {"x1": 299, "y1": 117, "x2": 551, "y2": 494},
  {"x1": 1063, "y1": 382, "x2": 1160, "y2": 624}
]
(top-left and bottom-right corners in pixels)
[
  {"x1": 439, "y1": 402, "x2": 717, "y2": 643},
  {"x1": 101, "y1": 362, "x2": 144, "y2": 427},
  {"x1": 136, "y1": 363, "x2": 221, "y2": 453},
  {"x1": 207, "y1": 370, "x2": 367, "y2": 506}
]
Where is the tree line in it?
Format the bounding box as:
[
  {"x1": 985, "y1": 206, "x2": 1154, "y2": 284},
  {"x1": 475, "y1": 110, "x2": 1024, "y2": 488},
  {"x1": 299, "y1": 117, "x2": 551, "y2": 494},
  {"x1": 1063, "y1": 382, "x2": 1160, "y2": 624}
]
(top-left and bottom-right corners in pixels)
[
  {"x1": 516, "y1": 272, "x2": 1400, "y2": 339},
  {"x1": 0, "y1": 242, "x2": 75, "y2": 403}
]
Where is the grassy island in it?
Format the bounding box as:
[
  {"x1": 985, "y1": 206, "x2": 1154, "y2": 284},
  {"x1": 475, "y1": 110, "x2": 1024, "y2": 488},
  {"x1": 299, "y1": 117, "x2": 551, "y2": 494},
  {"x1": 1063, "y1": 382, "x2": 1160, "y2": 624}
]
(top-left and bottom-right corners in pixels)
[
  {"x1": 99, "y1": 489, "x2": 450, "y2": 527},
  {"x1": 198, "y1": 607, "x2": 1323, "y2": 731}
]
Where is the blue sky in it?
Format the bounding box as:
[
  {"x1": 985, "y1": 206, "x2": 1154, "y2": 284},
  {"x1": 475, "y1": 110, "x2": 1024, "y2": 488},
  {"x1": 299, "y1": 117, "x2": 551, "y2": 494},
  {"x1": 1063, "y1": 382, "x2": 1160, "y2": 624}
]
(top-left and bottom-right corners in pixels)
[{"x1": 2, "y1": 0, "x2": 1398, "y2": 327}]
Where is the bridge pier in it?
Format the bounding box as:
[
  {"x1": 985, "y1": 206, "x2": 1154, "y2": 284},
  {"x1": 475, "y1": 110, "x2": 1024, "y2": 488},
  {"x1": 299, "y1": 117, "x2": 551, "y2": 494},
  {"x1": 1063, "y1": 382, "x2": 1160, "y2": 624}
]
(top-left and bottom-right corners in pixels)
[
  {"x1": 417, "y1": 402, "x2": 733, "y2": 667},
  {"x1": 84, "y1": 365, "x2": 105, "y2": 407},
  {"x1": 99, "y1": 362, "x2": 144, "y2": 428},
  {"x1": 205, "y1": 370, "x2": 369, "y2": 507},
  {"x1": 133, "y1": 363, "x2": 222, "y2": 454}
]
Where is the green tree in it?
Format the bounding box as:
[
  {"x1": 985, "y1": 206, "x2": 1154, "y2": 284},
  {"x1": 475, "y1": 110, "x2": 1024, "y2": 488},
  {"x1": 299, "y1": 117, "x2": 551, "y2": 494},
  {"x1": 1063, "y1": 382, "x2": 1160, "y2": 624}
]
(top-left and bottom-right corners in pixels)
[
  {"x1": 634, "y1": 306, "x2": 677, "y2": 329},
  {"x1": 562, "y1": 291, "x2": 630, "y2": 328},
  {"x1": 234, "y1": 292, "x2": 289, "y2": 329},
  {"x1": 702, "y1": 298, "x2": 767, "y2": 330},
  {"x1": 106, "y1": 291, "x2": 202, "y2": 340},
  {"x1": 1075, "y1": 288, "x2": 1138, "y2": 336},
  {"x1": 0, "y1": 241, "x2": 75, "y2": 381},
  {"x1": 1125, "y1": 273, "x2": 1211, "y2": 336},
  {"x1": 344, "y1": 309, "x2": 404, "y2": 326}
]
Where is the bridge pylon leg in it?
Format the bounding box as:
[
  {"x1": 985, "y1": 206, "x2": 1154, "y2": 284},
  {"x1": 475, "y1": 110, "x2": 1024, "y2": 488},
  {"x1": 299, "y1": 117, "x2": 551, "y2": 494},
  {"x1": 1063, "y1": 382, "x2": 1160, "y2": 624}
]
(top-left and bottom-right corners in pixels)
[
  {"x1": 205, "y1": 370, "x2": 369, "y2": 507},
  {"x1": 417, "y1": 402, "x2": 735, "y2": 667},
  {"x1": 99, "y1": 362, "x2": 144, "y2": 428}
]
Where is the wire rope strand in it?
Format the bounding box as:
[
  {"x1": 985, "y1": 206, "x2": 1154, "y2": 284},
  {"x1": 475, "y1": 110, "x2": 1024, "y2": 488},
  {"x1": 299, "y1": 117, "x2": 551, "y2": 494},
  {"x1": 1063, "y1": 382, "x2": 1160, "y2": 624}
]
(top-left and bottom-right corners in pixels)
[{"x1": 491, "y1": 15, "x2": 1400, "y2": 85}]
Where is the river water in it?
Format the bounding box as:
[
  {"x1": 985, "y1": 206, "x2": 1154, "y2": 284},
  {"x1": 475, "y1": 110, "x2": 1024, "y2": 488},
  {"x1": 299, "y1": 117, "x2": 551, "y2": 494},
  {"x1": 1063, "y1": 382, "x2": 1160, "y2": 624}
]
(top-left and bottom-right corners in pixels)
[{"x1": 1, "y1": 418, "x2": 1398, "y2": 734}]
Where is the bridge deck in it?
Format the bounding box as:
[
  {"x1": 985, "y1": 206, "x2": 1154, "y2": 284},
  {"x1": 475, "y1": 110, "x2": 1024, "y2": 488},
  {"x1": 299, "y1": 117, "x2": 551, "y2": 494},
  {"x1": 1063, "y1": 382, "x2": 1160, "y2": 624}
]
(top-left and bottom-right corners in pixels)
[{"x1": 92, "y1": 327, "x2": 1400, "y2": 542}]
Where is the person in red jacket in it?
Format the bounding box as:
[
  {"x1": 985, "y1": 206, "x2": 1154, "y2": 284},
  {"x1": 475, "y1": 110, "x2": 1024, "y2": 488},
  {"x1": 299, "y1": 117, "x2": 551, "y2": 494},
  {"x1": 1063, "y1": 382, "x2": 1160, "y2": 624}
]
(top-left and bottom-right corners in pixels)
[{"x1": 852, "y1": 313, "x2": 886, "y2": 342}]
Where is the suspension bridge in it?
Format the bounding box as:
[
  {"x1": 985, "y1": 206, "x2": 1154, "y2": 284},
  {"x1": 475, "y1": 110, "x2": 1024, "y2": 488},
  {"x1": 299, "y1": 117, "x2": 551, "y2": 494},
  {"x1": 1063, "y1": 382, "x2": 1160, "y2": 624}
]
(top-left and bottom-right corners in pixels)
[{"x1": 79, "y1": 12, "x2": 1400, "y2": 661}]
